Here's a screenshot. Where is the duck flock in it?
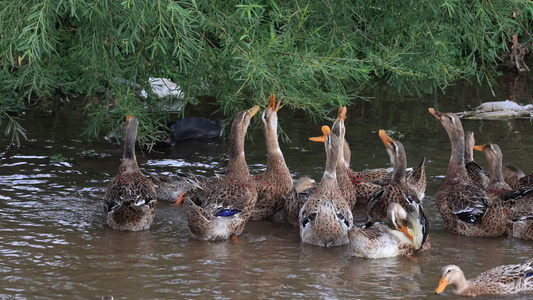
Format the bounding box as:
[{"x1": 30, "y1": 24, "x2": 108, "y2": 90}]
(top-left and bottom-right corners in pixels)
[{"x1": 103, "y1": 95, "x2": 533, "y2": 297}]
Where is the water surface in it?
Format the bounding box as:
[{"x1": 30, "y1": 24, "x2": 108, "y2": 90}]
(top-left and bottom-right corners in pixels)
[{"x1": 1, "y1": 74, "x2": 533, "y2": 299}]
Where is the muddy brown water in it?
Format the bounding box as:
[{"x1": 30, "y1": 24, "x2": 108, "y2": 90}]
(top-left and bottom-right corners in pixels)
[{"x1": 1, "y1": 74, "x2": 533, "y2": 299}]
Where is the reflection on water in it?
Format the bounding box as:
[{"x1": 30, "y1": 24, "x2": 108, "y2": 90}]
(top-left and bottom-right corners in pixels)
[{"x1": 1, "y1": 75, "x2": 533, "y2": 299}]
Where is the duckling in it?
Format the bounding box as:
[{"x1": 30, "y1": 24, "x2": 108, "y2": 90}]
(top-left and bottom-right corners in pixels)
[
  {"x1": 348, "y1": 201, "x2": 429, "y2": 259},
  {"x1": 300, "y1": 107, "x2": 353, "y2": 247},
  {"x1": 182, "y1": 106, "x2": 260, "y2": 241},
  {"x1": 104, "y1": 116, "x2": 157, "y2": 231},
  {"x1": 428, "y1": 108, "x2": 506, "y2": 237},
  {"x1": 435, "y1": 259, "x2": 533, "y2": 296},
  {"x1": 252, "y1": 94, "x2": 293, "y2": 220}
]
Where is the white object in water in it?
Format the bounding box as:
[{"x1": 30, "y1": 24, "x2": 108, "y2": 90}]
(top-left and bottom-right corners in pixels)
[
  {"x1": 475, "y1": 100, "x2": 533, "y2": 113},
  {"x1": 140, "y1": 77, "x2": 184, "y2": 99}
]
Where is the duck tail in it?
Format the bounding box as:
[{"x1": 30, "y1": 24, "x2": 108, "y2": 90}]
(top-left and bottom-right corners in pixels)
[{"x1": 404, "y1": 199, "x2": 429, "y2": 250}]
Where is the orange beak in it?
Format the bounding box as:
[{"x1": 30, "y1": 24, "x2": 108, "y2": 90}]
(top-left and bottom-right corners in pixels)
[
  {"x1": 337, "y1": 107, "x2": 347, "y2": 121},
  {"x1": 398, "y1": 225, "x2": 414, "y2": 242},
  {"x1": 170, "y1": 193, "x2": 186, "y2": 206},
  {"x1": 473, "y1": 145, "x2": 485, "y2": 152},
  {"x1": 269, "y1": 94, "x2": 281, "y2": 112},
  {"x1": 378, "y1": 129, "x2": 393, "y2": 147},
  {"x1": 428, "y1": 108, "x2": 442, "y2": 120},
  {"x1": 309, "y1": 125, "x2": 331, "y2": 143},
  {"x1": 248, "y1": 105, "x2": 260, "y2": 117},
  {"x1": 434, "y1": 277, "x2": 450, "y2": 294}
]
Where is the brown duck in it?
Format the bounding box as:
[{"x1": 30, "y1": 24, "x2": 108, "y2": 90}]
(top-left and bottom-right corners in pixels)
[
  {"x1": 308, "y1": 108, "x2": 361, "y2": 210},
  {"x1": 474, "y1": 143, "x2": 533, "y2": 239},
  {"x1": 428, "y1": 108, "x2": 506, "y2": 237},
  {"x1": 464, "y1": 131, "x2": 489, "y2": 189},
  {"x1": 104, "y1": 115, "x2": 157, "y2": 231},
  {"x1": 182, "y1": 106, "x2": 259, "y2": 241},
  {"x1": 435, "y1": 259, "x2": 533, "y2": 296},
  {"x1": 300, "y1": 107, "x2": 353, "y2": 247},
  {"x1": 502, "y1": 163, "x2": 526, "y2": 188},
  {"x1": 366, "y1": 130, "x2": 422, "y2": 223},
  {"x1": 252, "y1": 94, "x2": 293, "y2": 220},
  {"x1": 341, "y1": 125, "x2": 426, "y2": 204},
  {"x1": 283, "y1": 176, "x2": 317, "y2": 227}
]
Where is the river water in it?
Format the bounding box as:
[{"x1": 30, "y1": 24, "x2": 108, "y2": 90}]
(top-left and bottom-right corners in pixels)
[{"x1": 1, "y1": 73, "x2": 533, "y2": 299}]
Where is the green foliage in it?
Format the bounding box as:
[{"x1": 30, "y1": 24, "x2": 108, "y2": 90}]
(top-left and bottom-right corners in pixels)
[{"x1": 0, "y1": 0, "x2": 531, "y2": 145}]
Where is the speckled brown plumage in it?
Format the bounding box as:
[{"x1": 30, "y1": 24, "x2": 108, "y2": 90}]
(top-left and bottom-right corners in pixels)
[
  {"x1": 104, "y1": 116, "x2": 157, "y2": 231},
  {"x1": 405, "y1": 157, "x2": 427, "y2": 201},
  {"x1": 252, "y1": 95, "x2": 293, "y2": 220},
  {"x1": 435, "y1": 259, "x2": 533, "y2": 296},
  {"x1": 509, "y1": 215, "x2": 533, "y2": 240},
  {"x1": 474, "y1": 143, "x2": 533, "y2": 239},
  {"x1": 282, "y1": 176, "x2": 316, "y2": 226},
  {"x1": 509, "y1": 173, "x2": 533, "y2": 190},
  {"x1": 344, "y1": 143, "x2": 426, "y2": 205},
  {"x1": 502, "y1": 163, "x2": 526, "y2": 188},
  {"x1": 366, "y1": 130, "x2": 422, "y2": 223},
  {"x1": 464, "y1": 131, "x2": 490, "y2": 189},
  {"x1": 182, "y1": 106, "x2": 259, "y2": 241},
  {"x1": 429, "y1": 109, "x2": 506, "y2": 237},
  {"x1": 309, "y1": 124, "x2": 368, "y2": 210},
  {"x1": 150, "y1": 172, "x2": 204, "y2": 203},
  {"x1": 300, "y1": 108, "x2": 353, "y2": 247}
]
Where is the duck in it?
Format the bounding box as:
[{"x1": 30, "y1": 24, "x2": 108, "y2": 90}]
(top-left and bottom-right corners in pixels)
[
  {"x1": 340, "y1": 137, "x2": 389, "y2": 207},
  {"x1": 473, "y1": 143, "x2": 533, "y2": 239},
  {"x1": 348, "y1": 201, "x2": 429, "y2": 259},
  {"x1": 150, "y1": 172, "x2": 203, "y2": 204},
  {"x1": 473, "y1": 144, "x2": 533, "y2": 211},
  {"x1": 502, "y1": 163, "x2": 526, "y2": 188},
  {"x1": 405, "y1": 157, "x2": 427, "y2": 201},
  {"x1": 509, "y1": 215, "x2": 533, "y2": 240},
  {"x1": 464, "y1": 131, "x2": 489, "y2": 188},
  {"x1": 104, "y1": 115, "x2": 157, "y2": 231},
  {"x1": 300, "y1": 107, "x2": 353, "y2": 247},
  {"x1": 366, "y1": 130, "x2": 422, "y2": 223},
  {"x1": 339, "y1": 121, "x2": 426, "y2": 203},
  {"x1": 282, "y1": 176, "x2": 316, "y2": 226},
  {"x1": 435, "y1": 259, "x2": 533, "y2": 296},
  {"x1": 472, "y1": 144, "x2": 515, "y2": 197},
  {"x1": 504, "y1": 164, "x2": 533, "y2": 190},
  {"x1": 428, "y1": 108, "x2": 506, "y2": 237},
  {"x1": 282, "y1": 125, "x2": 335, "y2": 227},
  {"x1": 181, "y1": 106, "x2": 260, "y2": 241},
  {"x1": 282, "y1": 125, "x2": 332, "y2": 227},
  {"x1": 308, "y1": 117, "x2": 360, "y2": 210},
  {"x1": 308, "y1": 110, "x2": 382, "y2": 210},
  {"x1": 251, "y1": 94, "x2": 293, "y2": 220}
]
